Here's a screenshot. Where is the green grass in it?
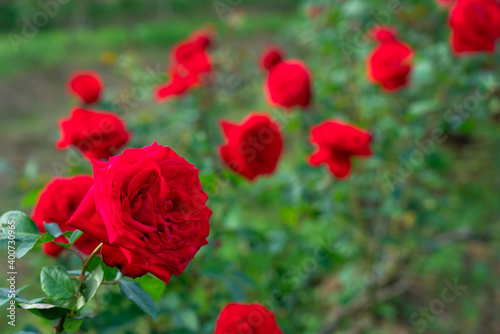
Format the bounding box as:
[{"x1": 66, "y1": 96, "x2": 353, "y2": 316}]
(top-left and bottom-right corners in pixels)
[{"x1": 0, "y1": 12, "x2": 295, "y2": 77}]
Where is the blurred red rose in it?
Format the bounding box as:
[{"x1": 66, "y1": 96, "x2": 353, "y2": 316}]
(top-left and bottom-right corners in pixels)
[
  {"x1": 219, "y1": 112, "x2": 283, "y2": 181},
  {"x1": 214, "y1": 303, "x2": 284, "y2": 334},
  {"x1": 171, "y1": 29, "x2": 213, "y2": 75},
  {"x1": 67, "y1": 142, "x2": 212, "y2": 284},
  {"x1": 154, "y1": 66, "x2": 200, "y2": 103},
  {"x1": 309, "y1": 120, "x2": 372, "y2": 179},
  {"x1": 56, "y1": 107, "x2": 130, "y2": 160},
  {"x1": 449, "y1": 0, "x2": 500, "y2": 54},
  {"x1": 67, "y1": 71, "x2": 103, "y2": 105},
  {"x1": 305, "y1": 4, "x2": 324, "y2": 19},
  {"x1": 367, "y1": 26, "x2": 413, "y2": 92},
  {"x1": 154, "y1": 28, "x2": 214, "y2": 102},
  {"x1": 32, "y1": 175, "x2": 101, "y2": 257},
  {"x1": 260, "y1": 46, "x2": 312, "y2": 109}
]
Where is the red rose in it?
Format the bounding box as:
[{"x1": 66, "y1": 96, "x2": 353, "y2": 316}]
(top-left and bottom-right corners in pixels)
[
  {"x1": 214, "y1": 303, "x2": 284, "y2": 334},
  {"x1": 154, "y1": 29, "x2": 214, "y2": 103},
  {"x1": 67, "y1": 142, "x2": 212, "y2": 284},
  {"x1": 309, "y1": 120, "x2": 372, "y2": 179},
  {"x1": 32, "y1": 176, "x2": 101, "y2": 257},
  {"x1": 56, "y1": 107, "x2": 130, "y2": 160},
  {"x1": 219, "y1": 113, "x2": 283, "y2": 181},
  {"x1": 171, "y1": 29, "x2": 213, "y2": 75},
  {"x1": 449, "y1": 0, "x2": 500, "y2": 54},
  {"x1": 367, "y1": 26, "x2": 413, "y2": 92},
  {"x1": 260, "y1": 46, "x2": 312, "y2": 109},
  {"x1": 67, "y1": 71, "x2": 103, "y2": 104},
  {"x1": 154, "y1": 66, "x2": 200, "y2": 103}
]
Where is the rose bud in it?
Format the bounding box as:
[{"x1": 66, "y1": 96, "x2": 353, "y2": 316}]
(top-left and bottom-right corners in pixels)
[
  {"x1": 67, "y1": 71, "x2": 103, "y2": 105},
  {"x1": 449, "y1": 0, "x2": 500, "y2": 54},
  {"x1": 214, "y1": 303, "x2": 284, "y2": 334},
  {"x1": 32, "y1": 176, "x2": 101, "y2": 257},
  {"x1": 219, "y1": 112, "x2": 283, "y2": 181},
  {"x1": 260, "y1": 46, "x2": 312, "y2": 110},
  {"x1": 309, "y1": 120, "x2": 372, "y2": 179},
  {"x1": 67, "y1": 142, "x2": 212, "y2": 284},
  {"x1": 56, "y1": 107, "x2": 130, "y2": 160},
  {"x1": 366, "y1": 26, "x2": 413, "y2": 92}
]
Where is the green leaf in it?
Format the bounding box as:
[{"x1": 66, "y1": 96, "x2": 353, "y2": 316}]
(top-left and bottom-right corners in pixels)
[
  {"x1": 20, "y1": 302, "x2": 68, "y2": 320},
  {"x1": 82, "y1": 265, "x2": 103, "y2": 307},
  {"x1": 0, "y1": 285, "x2": 30, "y2": 306},
  {"x1": 68, "y1": 230, "x2": 83, "y2": 245},
  {"x1": 134, "y1": 274, "x2": 166, "y2": 302},
  {"x1": 43, "y1": 222, "x2": 63, "y2": 238},
  {"x1": 119, "y1": 280, "x2": 159, "y2": 321},
  {"x1": 0, "y1": 211, "x2": 40, "y2": 258},
  {"x1": 101, "y1": 262, "x2": 119, "y2": 282},
  {"x1": 31, "y1": 233, "x2": 55, "y2": 249},
  {"x1": 63, "y1": 316, "x2": 84, "y2": 332},
  {"x1": 40, "y1": 266, "x2": 75, "y2": 300},
  {"x1": 19, "y1": 303, "x2": 58, "y2": 309}
]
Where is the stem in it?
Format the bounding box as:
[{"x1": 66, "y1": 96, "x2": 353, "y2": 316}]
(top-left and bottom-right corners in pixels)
[
  {"x1": 55, "y1": 314, "x2": 66, "y2": 334},
  {"x1": 71, "y1": 243, "x2": 103, "y2": 315}
]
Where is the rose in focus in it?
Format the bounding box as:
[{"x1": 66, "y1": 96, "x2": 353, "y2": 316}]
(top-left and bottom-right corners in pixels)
[{"x1": 67, "y1": 142, "x2": 212, "y2": 283}]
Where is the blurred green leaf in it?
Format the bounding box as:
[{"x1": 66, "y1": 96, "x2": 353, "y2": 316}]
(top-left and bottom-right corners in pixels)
[
  {"x1": 134, "y1": 274, "x2": 166, "y2": 302},
  {"x1": 43, "y1": 222, "x2": 63, "y2": 238},
  {"x1": 64, "y1": 316, "x2": 84, "y2": 332},
  {"x1": 119, "y1": 280, "x2": 159, "y2": 321}
]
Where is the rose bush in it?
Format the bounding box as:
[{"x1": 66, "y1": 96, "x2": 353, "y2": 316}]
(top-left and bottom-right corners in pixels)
[{"x1": 2, "y1": 1, "x2": 500, "y2": 333}]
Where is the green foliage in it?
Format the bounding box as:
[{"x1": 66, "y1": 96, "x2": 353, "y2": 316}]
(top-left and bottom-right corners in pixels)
[
  {"x1": 119, "y1": 280, "x2": 159, "y2": 321},
  {"x1": 134, "y1": 274, "x2": 166, "y2": 302}
]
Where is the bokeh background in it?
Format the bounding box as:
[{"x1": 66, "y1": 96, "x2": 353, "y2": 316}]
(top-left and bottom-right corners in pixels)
[{"x1": 1, "y1": 0, "x2": 500, "y2": 333}]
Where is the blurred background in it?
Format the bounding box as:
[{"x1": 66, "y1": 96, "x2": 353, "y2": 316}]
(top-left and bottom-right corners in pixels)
[{"x1": 1, "y1": 0, "x2": 500, "y2": 333}]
